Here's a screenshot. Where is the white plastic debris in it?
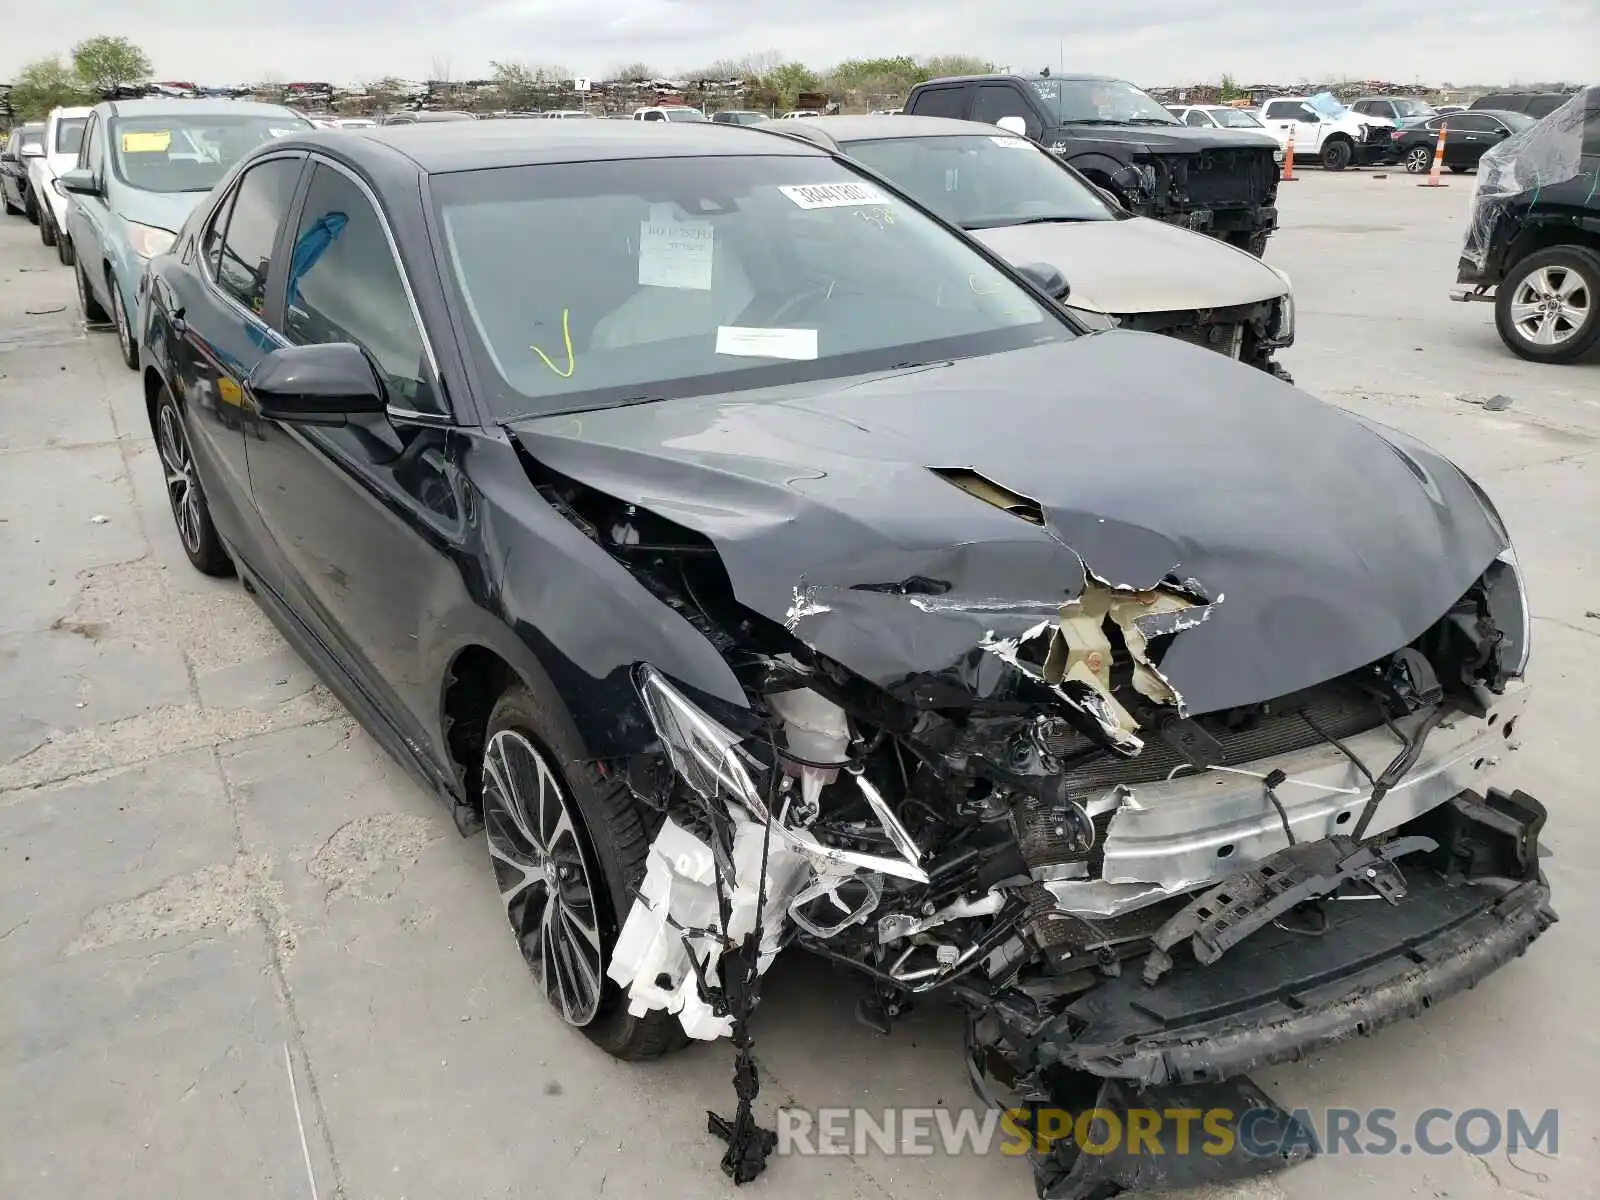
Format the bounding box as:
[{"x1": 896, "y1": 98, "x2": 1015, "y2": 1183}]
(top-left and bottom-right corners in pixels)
[
  {"x1": 608, "y1": 810, "x2": 811, "y2": 1040},
  {"x1": 89, "y1": 515, "x2": 109, "y2": 524}
]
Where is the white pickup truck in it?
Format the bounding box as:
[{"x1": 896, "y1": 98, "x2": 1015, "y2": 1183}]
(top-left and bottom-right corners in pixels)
[{"x1": 1258, "y1": 93, "x2": 1400, "y2": 171}]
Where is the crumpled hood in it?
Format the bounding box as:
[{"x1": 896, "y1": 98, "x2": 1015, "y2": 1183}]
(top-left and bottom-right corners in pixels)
[
  {"x1": 509, "y1": 332, "x2": 1507, "y2": 715},
  {"x1": 969, "y1": 217, "x2": 1288, "y2": 314}
]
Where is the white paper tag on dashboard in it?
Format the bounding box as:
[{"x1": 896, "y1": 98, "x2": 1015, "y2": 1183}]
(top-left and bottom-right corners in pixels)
[
  {"x1": 715, "y1": 327, "x2": 819, "y2": 360},
  {"x1": 778, "y1": 182, "x2": 890, "y2": 209},
  {"x1": 990, "y1": 136, "x2": 1035, "y2": 149},
  {"x1": 639, "y1": 204, "x2": 714, "y2": 290}
]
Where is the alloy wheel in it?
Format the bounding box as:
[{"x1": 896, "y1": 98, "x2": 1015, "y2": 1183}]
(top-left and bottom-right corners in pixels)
[
  {"x1": 482, "y1": 729, "x2": 605, "y2": 1025},
  {"x1": 157, "y1": 404, "x2": 203, "y2": 554},
  {"x1": 1405, "y1": 146, "x2": 1432, "y2": 173},
  {"x1": 1508, "y1": 265, "x2": 1591, "y2": 348}
]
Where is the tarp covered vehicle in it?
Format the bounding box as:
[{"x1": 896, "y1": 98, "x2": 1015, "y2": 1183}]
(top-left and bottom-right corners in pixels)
[{"x1": 1453, "y1": 85, "x2": 1600, "y2": 363}]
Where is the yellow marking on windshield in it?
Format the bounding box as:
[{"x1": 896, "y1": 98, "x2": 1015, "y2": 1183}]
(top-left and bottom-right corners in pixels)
[
  {"x1": 531, "y1": 308, "x2": 576, "y2": 378},
  {"x1": 121, "y1": 130, "x2": 171, "y2": 153}
]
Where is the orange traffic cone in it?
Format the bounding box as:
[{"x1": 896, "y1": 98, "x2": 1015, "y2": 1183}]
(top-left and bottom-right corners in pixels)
[
  {"x1": 1281, "y1": 127, "x2": 1297, "y2": 182},
  {"x1": 1418, "y1": 122, "x2": 1449, "y2": 187}
]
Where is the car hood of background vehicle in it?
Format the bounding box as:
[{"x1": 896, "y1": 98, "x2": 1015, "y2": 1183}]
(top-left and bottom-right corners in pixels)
[
  {"x1": 1066, "y1": 124, "x2": 1282, "y2": 155},
  {"x1": 108, "y1": 182, "x2": 207, "y2": 236},
  {"x1": 969, "y1": 217, "x2": 1287, "y2": 313},
  {"x1": 508, "y1": 333, "x2": 1507, "y2": 715}
]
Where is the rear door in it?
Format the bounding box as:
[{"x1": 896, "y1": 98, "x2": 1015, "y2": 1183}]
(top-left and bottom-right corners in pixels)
[
  {"x1": 1447, "y1": 114, "x2": 1500, "y2": 167},
  {"x1": 909, "y1": 84, "x2": 971, "y2": 121},
  {"x1": 68, "y1": 114, "x2": 110, "y2": 303},
  {"x1": 244, "y1": 156, "x2": 465, "y2": 761}
]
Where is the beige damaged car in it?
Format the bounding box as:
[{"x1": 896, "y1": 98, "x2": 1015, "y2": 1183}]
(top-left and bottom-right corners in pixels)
[{"x1": 767, "y1": 115, "x2": 1296, "y2": 380}]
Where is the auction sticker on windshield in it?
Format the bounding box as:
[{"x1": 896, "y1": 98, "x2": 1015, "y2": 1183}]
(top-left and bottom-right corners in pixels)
[
  {"x1": 715, "y1": 326, "x2": 818, "y2": 360},
  {"x1": 990, "y1": 137, "x2": 1035, "y2": 149},
  {"x1": 121, "y1": 131, "x2": 171, "y2": 153},
  {"x1": 779, "y1": 182, "x2": 890, "y2": 209},
  {"x1": 638, "y1": 204, "x2": 714, "y2": 290}
]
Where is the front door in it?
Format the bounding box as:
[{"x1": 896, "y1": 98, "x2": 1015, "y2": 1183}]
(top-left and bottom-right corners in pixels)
[
  {"x1": 244, "y1": 157, "x2": 467, "y2": 766},
  {"x1": 67, "y1": 114, "x2": 111, "y2": 309},
  {"x1": 166, "y1": 153, "x2": 306, "y2": 562}
]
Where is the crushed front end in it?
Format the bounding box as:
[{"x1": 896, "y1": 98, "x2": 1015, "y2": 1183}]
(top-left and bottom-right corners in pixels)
[
  {"x1": 1131, "y1": 146, "x2": 1281, "y2": 254},
  {"x1": 1117, "y1": 294, "x2": 1293, "y2": 379},
  {"x1": 507, "y1": 346, "x2": 1556, "y2": 1199}
]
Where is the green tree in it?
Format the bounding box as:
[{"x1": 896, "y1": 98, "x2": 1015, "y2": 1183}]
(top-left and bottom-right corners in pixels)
[
  {"x1": 768, "y1": 61, "x2": 821, "y2": 108},
  {"x1": 71, "y1": 35, "x2": 152, "y2": 95},
  {"x1": 9, "y1": 57, "x2": 93, "y2": 119},
  {"x1": 1219, "y1": 73, "x2": 1241, "y2": 100},
  {"x1": 918, "y1": 54, "x2": 995, "y2": 79}
]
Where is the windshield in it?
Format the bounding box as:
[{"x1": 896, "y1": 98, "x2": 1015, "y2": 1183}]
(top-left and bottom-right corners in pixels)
[
  {"x1": 20, "y1": 127, "x2": 44, "y2": 153},
  {"x1": 1210, "y1": 108, "x2": 1264, "y2": 128},
  {"x1": 109, "y1": 113, "x2": 311, "y2": 193},
  {"x1": 843, "y1": 134, "x2": 1114, "y2": 229},
  {"x1": 662, "y1": 109, "x2": 707, "y2": 122},
  {"x1": 431, "y1": 155, "x2": 1060, "y2": 419},
  {"x1": 1306, "y1": 92, "x2": 1349, "y2": 119},
  {"x1": 1030, "y1": 78, "x2": 1180, "y2": 125},
  {"x1": 1500, "y1": 111, "x2": 1538, "y2": 132},
  {"x1": 54, "y1": 117, "x2": 87, "y2": 154},
  {"x1": 1391, "y1": 99, "x2": 1435, "y2": 119}
]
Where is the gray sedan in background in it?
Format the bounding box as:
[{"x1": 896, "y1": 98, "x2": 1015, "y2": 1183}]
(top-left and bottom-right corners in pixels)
[{"x1": 765, "y1": 115, "x2": 1296, "y2": 379}]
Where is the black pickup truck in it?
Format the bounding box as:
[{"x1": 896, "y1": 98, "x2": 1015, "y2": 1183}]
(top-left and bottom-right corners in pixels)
[{"x1": 904, "y1": 72, "x2": 1282, "y2": 255}]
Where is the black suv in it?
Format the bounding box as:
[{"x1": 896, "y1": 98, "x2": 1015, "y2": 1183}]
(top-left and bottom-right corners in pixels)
[
  {"x1": 905, "y1": 72, "x2": 1282, "y2": 255},
  {"x1": 1454, "y1": 86, "x2": 1599, "y2": 364},
  {"x1": 1471, "y1": 92, "x2": 1577, "y2": 119}
]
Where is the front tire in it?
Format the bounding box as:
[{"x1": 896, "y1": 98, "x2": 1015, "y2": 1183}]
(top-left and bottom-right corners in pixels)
[
  {"x1": 154, "y1": 384, "x2": 234, "y2": 576},
  {"x1": 57, "y1": 231, "x2": 74, "y2": 267},
  {"x1": 40, "y1": 209, "x2": 57, "y2": 247},
  {"x1": 107, "y1": 269, "x2": 139, "y2": 370},
  {"x1": 1494, "y1": 246, "x2": 1600, "y2": 364},
  {"x1": 23, "y1": 188, "x2": 39, "y2": 224},
  {"x1": 482, "y1": 683, "x2": 684, "y2": 1060},
  {"x1": 1321, "y1": 138, "x2": 1353, "y2": 171}
]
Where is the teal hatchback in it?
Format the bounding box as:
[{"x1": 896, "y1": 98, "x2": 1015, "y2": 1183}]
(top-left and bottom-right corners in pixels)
[{"x1": 59, "y1": 98, "x2": 311, "y2": 369}]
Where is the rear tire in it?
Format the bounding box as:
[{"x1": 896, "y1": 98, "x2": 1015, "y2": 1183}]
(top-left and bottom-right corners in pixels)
[
  {"x1": 1449, "y1": 165, "x2": 1471, "y2": 174},
  {"x1": 2, "y1": 190, "x2": 19, "y2": 216},
  {"x1": 1321, "y1": 138, "x2": 1353, "y2": 171},
  {"x1": 153, "y1": 382, "x2": 234, "y2": 576},
  {"x1": 1493, "y1": 246, "x2": 1600, "y2": 365},
  {"x1": 482, "y1": 682, "x2": 686, "y2": 1061},
  {"x1": 76, "y1": 261, "x2": 108, "y2": 324},
  {"x1": 1405, "y1": 145, "x2": 1433, "y2": 174}
]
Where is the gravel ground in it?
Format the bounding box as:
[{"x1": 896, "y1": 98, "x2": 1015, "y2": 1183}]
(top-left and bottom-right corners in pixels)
[{"x1": 2, "y1": 166, "x2": 1597, "y2": 1200}]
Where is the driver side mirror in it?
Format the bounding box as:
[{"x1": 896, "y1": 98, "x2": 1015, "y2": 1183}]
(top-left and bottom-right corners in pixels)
[
  {"x1": 245, "y1": 343, "x2": 388, "y2": 426},
  {"x1": 995, "y1": 115, "x2": 1027, "y2": 137},
  {"x1": 20, "y1": 143, "x2": 44, "y2": 159},
  {"x1": 1017, "y1": 261, "x2": 1071, "y2": 301},
  {"x1": 58, "y1": 168, "x2": 99, "y2": 195},
  {"x1": 1094, "y1": 185, "x2": 1126, "y2": 210}
]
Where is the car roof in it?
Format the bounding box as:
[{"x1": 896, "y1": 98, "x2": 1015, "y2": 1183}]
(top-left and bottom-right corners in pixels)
[
  {"x1": 279, "y1": 119, "x2": 830, "y2": 174},
  {"x1": 95, "y1": 97, "x2": 305, "y2": 120},
  {"x1": 771, "y1": 114, "x2": 1015, "y2": 142},
  {"x1": 923, "y1": 71, "x2": 1125, "y2": 86},
  {"x1": 49, "y1": 106, "x2": 94, "y2": 120}
]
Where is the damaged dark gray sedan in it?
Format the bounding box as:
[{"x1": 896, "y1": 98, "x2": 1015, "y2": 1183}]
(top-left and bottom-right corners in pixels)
[{"x1": 137, "y1": 119, "x2": 1555, "y2": 1200}]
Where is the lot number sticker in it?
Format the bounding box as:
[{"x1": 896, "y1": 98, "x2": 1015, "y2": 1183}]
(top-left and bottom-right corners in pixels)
[
  {"x1": 778, "y1": 182, "x2": 890, "y2": 210},
  {"x1": 716, "y1": 327, "x2": 819, "y2": 360}
]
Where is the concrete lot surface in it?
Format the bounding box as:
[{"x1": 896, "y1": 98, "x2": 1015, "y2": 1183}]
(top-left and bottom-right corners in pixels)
[{"x1": 2, "y1": 169, "x2": 1597, "y2": 1200}]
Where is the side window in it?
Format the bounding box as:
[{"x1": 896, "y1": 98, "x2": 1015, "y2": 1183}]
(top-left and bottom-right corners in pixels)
[
  {"x1": 970, "y1": 85, "x2": 1034, "y2": 133},
  {"x1": 1263, "y1": 102, "x2": 1294, "y2": 120},
  {"x1": 215, "y1": 157, "x2": 302, "y2": 316},
  {"x1": 200, "y1": 186, "x2": 238, "y2": 280},
  {"x1": 913, "y1": 87, "x2": 968, "y2": 120},
  {"x1": 1452, "y1": 115, "x2": 1496, "y2": 133},
  {"x1": 283, "y1": 163, "x2": 437, "y2": 414},
  {"x1": 1185, "y1": 109, "x2": 1211, "y2": 127}
]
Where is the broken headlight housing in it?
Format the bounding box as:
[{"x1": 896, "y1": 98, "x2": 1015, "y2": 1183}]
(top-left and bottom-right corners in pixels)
[
  {"x1": 634, "y1": 665, "x2": 929, "y2": 882},
  {"x1": 1486, "y1": 546, "x2": 1532, "y2": 676},
  {"x1": 1269, "y1": 266, "x2": 1295, "y2": 342}
]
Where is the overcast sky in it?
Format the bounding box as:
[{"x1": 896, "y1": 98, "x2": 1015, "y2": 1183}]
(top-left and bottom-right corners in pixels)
[{"x1": 9, "y1": 1, "x2": 1597, "y2": 86}]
